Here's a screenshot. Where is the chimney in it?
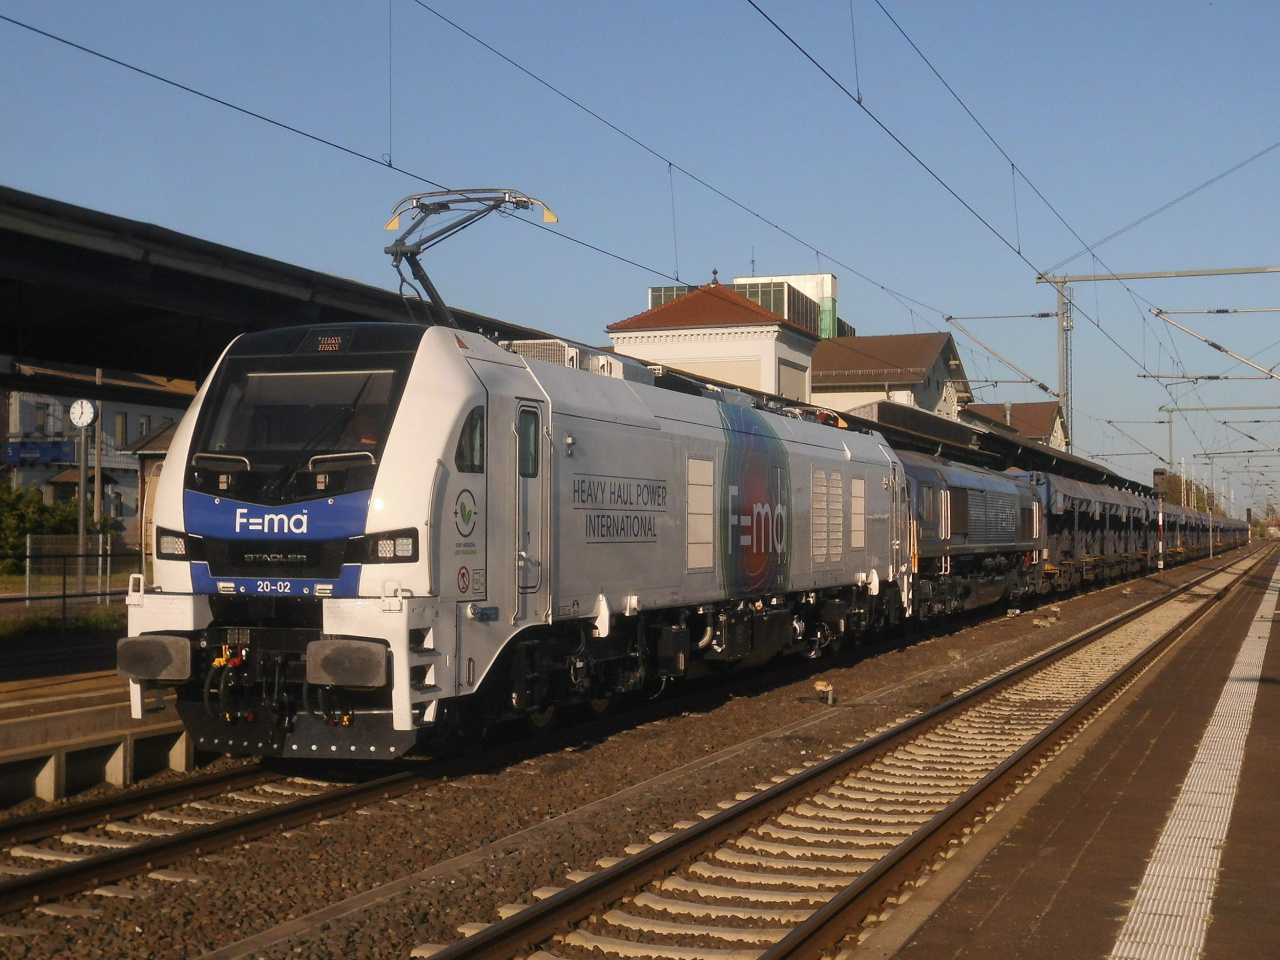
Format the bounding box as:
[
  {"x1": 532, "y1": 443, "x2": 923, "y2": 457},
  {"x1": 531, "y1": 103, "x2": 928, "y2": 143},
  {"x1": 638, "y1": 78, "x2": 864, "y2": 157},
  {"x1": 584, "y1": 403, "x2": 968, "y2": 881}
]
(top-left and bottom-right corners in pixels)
[{"x1": 1003, "y1": 401, "x2": 1013, "y2": 426}]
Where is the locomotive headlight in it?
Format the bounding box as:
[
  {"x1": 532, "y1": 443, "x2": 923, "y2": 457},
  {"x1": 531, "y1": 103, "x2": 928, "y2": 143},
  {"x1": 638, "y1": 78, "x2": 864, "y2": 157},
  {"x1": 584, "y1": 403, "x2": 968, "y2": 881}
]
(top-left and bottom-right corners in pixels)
[
  {"x1": 156, "y1": 527, "x2": 203, "y2": 560},
  {"x1": 349, "y1": 528, "x2": 419, "y2": 563}
]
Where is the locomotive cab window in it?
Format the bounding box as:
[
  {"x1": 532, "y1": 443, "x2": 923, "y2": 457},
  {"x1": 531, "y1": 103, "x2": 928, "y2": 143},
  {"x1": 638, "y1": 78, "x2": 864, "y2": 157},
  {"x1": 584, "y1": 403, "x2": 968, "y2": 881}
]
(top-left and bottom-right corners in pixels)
[
  {"x1": 919, "y1": 484, "x2": 934, "y2": 521},
  {"x1": 454, "y1": 406, "x2": 486, "y2": 473},
  {"x1": 517, "y1": 408, "x2": 540, "y2": 478}
]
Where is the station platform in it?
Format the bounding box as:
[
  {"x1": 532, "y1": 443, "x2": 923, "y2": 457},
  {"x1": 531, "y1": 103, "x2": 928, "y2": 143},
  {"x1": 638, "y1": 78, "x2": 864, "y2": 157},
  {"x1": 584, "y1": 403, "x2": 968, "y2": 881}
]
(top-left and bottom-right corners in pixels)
[
  {"x1": 866, "y1": 551, "x2": 1280, "y2": 960},
  {"x1": 0, "y1": 664, "x2": 189, "y2": 807}
]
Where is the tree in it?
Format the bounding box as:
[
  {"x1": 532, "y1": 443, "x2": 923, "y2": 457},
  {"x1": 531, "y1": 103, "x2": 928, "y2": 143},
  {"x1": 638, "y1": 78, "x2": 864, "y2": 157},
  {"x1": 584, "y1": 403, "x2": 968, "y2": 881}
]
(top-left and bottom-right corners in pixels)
[{"x1": 0, "y1": 484, "x2": 80, "y2": 574}]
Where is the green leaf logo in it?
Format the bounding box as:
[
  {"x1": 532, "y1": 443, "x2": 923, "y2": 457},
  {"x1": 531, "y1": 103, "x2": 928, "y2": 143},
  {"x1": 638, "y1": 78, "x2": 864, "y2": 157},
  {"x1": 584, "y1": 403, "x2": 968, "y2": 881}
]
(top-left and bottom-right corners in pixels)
[{"x1": 454, "y1": 489, "x2": 478, "y2": 537}]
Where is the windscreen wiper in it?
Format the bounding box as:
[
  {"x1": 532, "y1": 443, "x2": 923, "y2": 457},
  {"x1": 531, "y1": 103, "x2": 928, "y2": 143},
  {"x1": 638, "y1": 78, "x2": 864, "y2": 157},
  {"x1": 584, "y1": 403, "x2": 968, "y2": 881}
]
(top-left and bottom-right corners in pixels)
[{"x1": 260, "y1": 375, "x2": 376, "y2": 498}]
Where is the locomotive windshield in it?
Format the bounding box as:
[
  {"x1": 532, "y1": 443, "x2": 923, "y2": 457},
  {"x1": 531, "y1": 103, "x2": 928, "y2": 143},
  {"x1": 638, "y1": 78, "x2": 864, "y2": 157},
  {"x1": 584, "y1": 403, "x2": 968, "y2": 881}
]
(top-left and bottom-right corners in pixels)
[
  {"x1": 202, "y1": 366, "x2": 397, "y2": 463},
  {"x1": 186, "y1": 324, "x2": 423, "y2": 505}
]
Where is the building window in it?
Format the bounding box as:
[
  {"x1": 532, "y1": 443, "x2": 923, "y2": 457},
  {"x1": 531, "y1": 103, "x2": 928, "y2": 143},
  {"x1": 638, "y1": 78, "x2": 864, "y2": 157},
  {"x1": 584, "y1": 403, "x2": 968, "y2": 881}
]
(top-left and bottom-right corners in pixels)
[
  {"x1": 138, "y1": 415, "x2": 151, "y2": 438},
  {"x1": 648, "y1": 286, "x2": 696, "y2": 309},
  {"x1": 115, "y1": 412, "x2": 128, "y2": 448},
  {"x1": 777, "y1": 359, "x2": 808, "y2": 402}
]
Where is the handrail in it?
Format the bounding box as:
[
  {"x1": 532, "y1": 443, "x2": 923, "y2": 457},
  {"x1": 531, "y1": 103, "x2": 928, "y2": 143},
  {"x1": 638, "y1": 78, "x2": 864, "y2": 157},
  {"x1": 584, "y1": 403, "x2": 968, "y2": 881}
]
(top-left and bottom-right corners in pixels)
[
  {"x1": 191, "y1": 452, "x2": 252, "y2": 470},
  {"x1": 306, "y1": 450, "x2": 377, "y2": 471}
]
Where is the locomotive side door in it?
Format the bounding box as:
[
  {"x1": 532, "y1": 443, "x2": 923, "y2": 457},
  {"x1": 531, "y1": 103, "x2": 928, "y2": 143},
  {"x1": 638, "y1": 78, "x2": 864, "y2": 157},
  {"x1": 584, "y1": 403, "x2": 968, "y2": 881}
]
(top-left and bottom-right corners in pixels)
[
  {"x1": 878, "y1": 444, "x2": 906, "y2": 580},
  {"x1": 889, "y1": 461, "x2": 905, "y2": 580},
  {"x1": 514, "y1": 400, "x2": 546, "y2": 623}
]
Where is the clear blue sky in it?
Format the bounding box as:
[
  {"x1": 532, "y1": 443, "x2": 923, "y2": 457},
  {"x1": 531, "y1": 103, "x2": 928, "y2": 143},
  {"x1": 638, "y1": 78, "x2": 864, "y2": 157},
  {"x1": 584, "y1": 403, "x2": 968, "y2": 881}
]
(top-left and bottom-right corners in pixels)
[{"x1": 3, "y1": 1, "x2": 1279, "y2": 509}]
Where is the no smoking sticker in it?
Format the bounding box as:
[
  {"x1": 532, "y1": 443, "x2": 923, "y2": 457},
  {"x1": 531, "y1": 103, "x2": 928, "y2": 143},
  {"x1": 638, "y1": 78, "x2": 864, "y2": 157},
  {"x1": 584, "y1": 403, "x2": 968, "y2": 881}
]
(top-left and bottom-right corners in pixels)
[{"x1": 457, "y1": 566, "x2": 470, "y2": 593}]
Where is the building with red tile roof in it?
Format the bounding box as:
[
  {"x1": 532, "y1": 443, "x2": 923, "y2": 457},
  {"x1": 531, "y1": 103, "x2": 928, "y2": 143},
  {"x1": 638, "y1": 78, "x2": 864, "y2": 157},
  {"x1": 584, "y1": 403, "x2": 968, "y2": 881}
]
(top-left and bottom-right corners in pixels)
[
  {"x1": 809, "y1": 333, "x2": 973, "y2": 418},
  {"x1": 606, "y1": 279, "x2": 820, "y2": 401},
  {"x1": 961, "y1": 400, "x2": 1067, "y2": 450}
]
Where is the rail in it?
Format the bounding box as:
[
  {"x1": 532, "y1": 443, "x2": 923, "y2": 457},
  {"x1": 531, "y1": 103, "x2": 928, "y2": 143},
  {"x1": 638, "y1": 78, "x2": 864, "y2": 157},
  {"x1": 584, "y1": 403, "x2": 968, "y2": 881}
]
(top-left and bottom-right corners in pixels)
[
  {"x1": 0, "y1": 767, "x2": 429, "y2": 914},
  {"x1": 420, "y1": 547, "x2": 1268, "y2": 960}
]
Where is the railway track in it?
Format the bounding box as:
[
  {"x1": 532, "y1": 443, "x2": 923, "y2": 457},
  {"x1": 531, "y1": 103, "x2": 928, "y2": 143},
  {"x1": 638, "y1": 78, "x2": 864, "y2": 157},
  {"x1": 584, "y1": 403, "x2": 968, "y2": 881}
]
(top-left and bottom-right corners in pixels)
[
  {"x1": 0, "y1": 549, "x2": 1257, "y2": 938},
  {"x1": 0, "y1": 762, "x2": 429, "y2": 914},
  {"x1": 0, "y1": 763, "x2": 273, "y2": 849},
  {"x1": 412, "y1": 548, "x2": 1268, "y2": 960},
  {"x1": 0, "y1": 647, "x2": 923, "y2": 918},
  {"x1": 0, "y1": 594, "x2": 1033, "y2": 920}
]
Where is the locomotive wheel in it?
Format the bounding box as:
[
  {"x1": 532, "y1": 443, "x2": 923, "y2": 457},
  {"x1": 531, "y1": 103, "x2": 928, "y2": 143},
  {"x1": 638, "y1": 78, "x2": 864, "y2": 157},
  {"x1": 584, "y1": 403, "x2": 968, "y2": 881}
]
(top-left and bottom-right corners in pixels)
[
  {"x1": 585, "y1": 695, "x2": 612, "y2": 718},
  {"x1": 525, "y1": 704, "x2": 557, "y2": 733}
]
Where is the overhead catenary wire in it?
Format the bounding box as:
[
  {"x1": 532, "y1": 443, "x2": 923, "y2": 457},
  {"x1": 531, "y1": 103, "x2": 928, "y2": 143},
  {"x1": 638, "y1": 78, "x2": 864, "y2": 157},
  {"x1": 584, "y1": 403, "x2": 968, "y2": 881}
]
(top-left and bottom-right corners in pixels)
[
  {"x1": 1105, "y1": 421, "x2": 1169, "y2": 465},
  {"x1": 1159, "y1": 307, "x2": 1280, "y2": 315},
  {"x1": 402, "y1": 1, "x2": 1040, "y2": 386},
  {"x1": 0, "y1": 13, "x2": 446, "y2": 191},
  {"x1": 407, "y1": 0, "x2": 950, "y2": 323},
  {"x1": 746, "y1": 1, "x2": 1159, "y2": 390},
  {"x1": 386, "y1": 0, "x2": 394, "y2": 165},
  {"x1": 847, "y1": 0, "x2": 863, "y2": 103},
  {"x1": 879, "y1": 2, "x2": 1227, "y2": 408},
  {"x1": 752, "y1": 1, "x2": 1262, "y2": 479},
  {"x1": 5, "y1": 2, "x2": 1099, "y2": 412},
  {"x1": 0, "y1": 11, "x2": 1015, "y2": 411},
  {"x1": 7, "y1": 3, "x2": 1249, "y2": 481},
  {"x1": 847, "y1": 1, "x2": 1255, "y2": 455},
  {"x1": 943, "y1": 317, "x2": 1056, "y2": 396},
  {"x1": 1152, "y1": 310, "x2": 1280, "y2": 384},
  {"x1": 668, "y1": 163, "x2": 681, "y2": 282},
  {"x1": 0, "y1": 11, "x2": 685, "y2": 285},
  {"x1": 1044, "y1": 136, "x2": 1280, "y2": 274}
]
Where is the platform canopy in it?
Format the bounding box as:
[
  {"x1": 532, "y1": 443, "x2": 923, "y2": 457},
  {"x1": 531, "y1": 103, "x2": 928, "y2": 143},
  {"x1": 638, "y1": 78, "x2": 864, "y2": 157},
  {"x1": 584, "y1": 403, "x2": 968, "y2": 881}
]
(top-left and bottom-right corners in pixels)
[{"x1": 0, "y1": 184, "x2": 546, "y2": 397}]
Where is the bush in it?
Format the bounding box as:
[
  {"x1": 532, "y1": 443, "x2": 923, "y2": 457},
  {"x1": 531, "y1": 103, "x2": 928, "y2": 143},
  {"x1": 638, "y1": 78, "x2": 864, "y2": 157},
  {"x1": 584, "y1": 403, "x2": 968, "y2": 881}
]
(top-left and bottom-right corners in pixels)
[
  {"x1": 0, "y1": 486, "x2": 80, "y2": 574},
  {"x1": 0, "y1": 606, "x2": 127, "y2": 640}
]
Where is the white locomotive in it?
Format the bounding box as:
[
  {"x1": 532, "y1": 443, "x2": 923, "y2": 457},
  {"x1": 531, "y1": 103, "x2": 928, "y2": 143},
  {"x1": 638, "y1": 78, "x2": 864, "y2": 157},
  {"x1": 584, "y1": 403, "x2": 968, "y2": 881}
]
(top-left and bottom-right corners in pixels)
[
  {"x1": 117, "y1": 189, "x2": 1245, "y2": 760},
  {"x1": 118, "y1": 323, "x2": 914, "y2": 757}
]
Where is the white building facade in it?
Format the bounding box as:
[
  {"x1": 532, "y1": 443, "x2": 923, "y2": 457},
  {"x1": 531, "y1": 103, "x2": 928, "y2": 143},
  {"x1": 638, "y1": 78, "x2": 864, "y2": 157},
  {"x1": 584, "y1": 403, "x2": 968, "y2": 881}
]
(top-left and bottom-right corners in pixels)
[{"x1": 609, "y1": 282, "x2": 821, "y2": 402}]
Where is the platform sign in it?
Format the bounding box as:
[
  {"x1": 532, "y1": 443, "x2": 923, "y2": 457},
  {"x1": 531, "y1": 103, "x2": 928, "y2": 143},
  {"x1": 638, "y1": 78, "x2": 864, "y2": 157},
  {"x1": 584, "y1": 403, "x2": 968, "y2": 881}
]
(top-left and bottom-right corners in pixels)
[{"x1": 2, "y1": 440, "x2": 77, "y2": 464}]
